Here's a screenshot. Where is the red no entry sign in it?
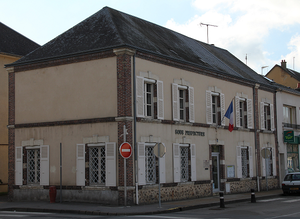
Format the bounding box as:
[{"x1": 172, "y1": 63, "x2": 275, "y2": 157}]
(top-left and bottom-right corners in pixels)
[{"x1": 119, "y1": 142, "x2": 132, "y2": 159}]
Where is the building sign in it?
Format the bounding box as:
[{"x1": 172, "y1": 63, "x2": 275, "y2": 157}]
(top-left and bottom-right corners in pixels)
[
  {"x1": 284, "y1": 130, "x2": 295, "y2": 143},
  {"x1": 175, "y1": 129, "x2": 205, "y2": 136}
]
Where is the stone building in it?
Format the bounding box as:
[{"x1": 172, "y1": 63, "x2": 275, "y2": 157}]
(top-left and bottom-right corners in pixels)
[{"x1": 6, "y1": 7, "x2": 279, "y2": 205}]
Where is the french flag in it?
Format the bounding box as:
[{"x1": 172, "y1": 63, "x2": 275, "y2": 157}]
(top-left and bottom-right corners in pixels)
[{"x1": 224, "y1": 100, "x2": 234, "y2": 132}]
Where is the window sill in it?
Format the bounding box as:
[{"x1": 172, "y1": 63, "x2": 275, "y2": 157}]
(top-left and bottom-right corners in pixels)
[
  {"x1": 140, "y1": 117, "x2": 162, "y2": 123},
  {"x1": 84, "y1": 185, "x2": 108, "y2": 190},
  {"x1": 20, "y1": 185, "x2": 43, "y2": 189},
  {"x1": 237, "y1": 127, "x2": 250, "y2": 132}
]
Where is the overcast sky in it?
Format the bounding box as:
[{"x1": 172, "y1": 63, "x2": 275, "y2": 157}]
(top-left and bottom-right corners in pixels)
[{"x1": 1, "y1": 0, "x2": 300, "y2": 75}]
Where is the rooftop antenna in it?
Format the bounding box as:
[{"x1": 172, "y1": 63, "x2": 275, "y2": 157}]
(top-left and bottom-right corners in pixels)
[
  {"x1": 261, "y1": 66, "x2": 268, "y2": 75},
  {"x1": 245, "y1": 54, "x2": 248, "y2": 65},
  {"x1": 200, "y1": 23, "x2": 218, "y2": 44}
]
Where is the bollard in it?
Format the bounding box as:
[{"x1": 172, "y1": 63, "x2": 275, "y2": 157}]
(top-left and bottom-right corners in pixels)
[
  {"x1": 251, "y1": 189, "x2": 256, "y2": 203},
  {"x1": 49, "y1": 186, "x2": 57, "y2": 203},
  {"x1": 219, "y1": 191, "x2": 225, "y2": 208}
]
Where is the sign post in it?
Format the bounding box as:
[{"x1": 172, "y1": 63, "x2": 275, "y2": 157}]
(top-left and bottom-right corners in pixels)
[
  {"x1": 154, "y1": 143, "x2": 166, "y2": 208},
  {"x1": 119, "y1": 134, "x2": 132, "y2": 207}
]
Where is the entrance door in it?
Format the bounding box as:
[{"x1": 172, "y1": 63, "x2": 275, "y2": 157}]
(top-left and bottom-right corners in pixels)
[{"x1": 212, "y1": 152, "x2": 220, "y2": 193}]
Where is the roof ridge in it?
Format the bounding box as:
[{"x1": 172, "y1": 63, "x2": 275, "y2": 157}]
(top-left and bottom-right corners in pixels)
[{"x1": 104, "y1": 7, "x2": 125, "y2": 45}]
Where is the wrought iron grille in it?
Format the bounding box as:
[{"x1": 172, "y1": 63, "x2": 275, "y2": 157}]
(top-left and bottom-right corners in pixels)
[
  {"x1": 27, "y1": 149, "x2": 40, "y2": 184},
  {"x1": 180, "y1": 147, "x2": 189, "y2": 182},
  {"x1": 241, "y1": 148, "x2": 248, "y2": 178},
  {"x1": 89, "y1": 147, "x2": 106, "y2": 185},
  {"x1": 145, "y1": 146, "x2": 156, "y2": 184}
]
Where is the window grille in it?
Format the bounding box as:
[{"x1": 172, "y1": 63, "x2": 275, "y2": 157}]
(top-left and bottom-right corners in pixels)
[
  {"x1": 145, "y1": 146, "x2": 156, "y2": 184},
  {"x1": 241, "y1": 148, "x2": 248, "y2": 178},
  {"x1": 89, "y1": 147, "x2": 106, "y2": 185},
  {"x1": 27, "y1": 149, "x2": 40, "y2": 184},
  {"x1": 180, "y1": 147, "x2": 189, "y2": 182}
]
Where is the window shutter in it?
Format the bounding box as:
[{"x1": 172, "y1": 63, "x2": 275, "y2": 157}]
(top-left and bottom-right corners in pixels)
[
  {"x1": 247, "y1": 99, "x2": 253, "y2": 129},
  {"x1": 249, "y1": 146, "x2": 253, "y2": 177},
  {"x1": 272, "y1": 147, "x2": 276, "y2": 176},
  {"x1": 206, "y1": 90, "x2": 212, "y2": 124},
  {"x1": 270, "y1": 104, "x2": 275, "y2": 131},
  {"x1": 262, "y1": 147, "x2": 266, "y2": 176},
  {"x1": 105, "y1": 142, "x2": 116, "y2": 186},
  {"x1": 190, "y1": 144, "x2": 196, "y2": 181},
  {"x1": 220, "y1": 93, "x2": 225, "y2": 126},
  {"x1": 159, "y1": 143, "x2": 166, "y2": 183},
  {"x1": 76, "y1": 144, "x2": 85, "y2": 186},
  {"x1": 172, "y1": 83, "x2": 179, "y2": 121},
  {"x1": 138, "y1": 142, "x2": 146, "y2": 185},
  {"x1": 157, "y1": 80, "x2": 164, "y2": 120},
  {"x1": 173, "y1": 143, "x2": 180, "y2": 183},
  {"x1": 40, "y1": 145, "x2": 49, "y2": 186},
  {"x1": 235, "y1": 96, "x2": 240, "y2": 128},
  {"x1": 260, "y1": 102, "x2": 265, "y2": 130},
  {"x1": 236, "y1": 146, "x2": 242, "y2": 178},
  {"x1": 136, "y1": 76, "x2": 144, "y2": 117},
  {"x1": 15, "y1": 146, "x2": 23, "y2": 185},
  {"x1": 188, "y1": 87, "x2": 195, "y2": 123}
]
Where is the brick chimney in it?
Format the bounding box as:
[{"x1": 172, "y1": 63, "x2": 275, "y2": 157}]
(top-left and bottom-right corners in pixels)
[{"x1": 281, "y1": 60, "x2": 287, "y2": 68}]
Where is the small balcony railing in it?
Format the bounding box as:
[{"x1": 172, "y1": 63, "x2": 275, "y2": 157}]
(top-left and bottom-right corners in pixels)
[{"x1": 283, "y1": 123, "x2": 300, "y2": 129}]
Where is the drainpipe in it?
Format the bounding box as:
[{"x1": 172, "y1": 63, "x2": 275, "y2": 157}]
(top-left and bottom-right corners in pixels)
[
  {"x1": 133, "y1": 54, "x2": 139, "y2": 204},
  {"x1": 253, "y1": 83, "x2": 260, "y2": 191}
]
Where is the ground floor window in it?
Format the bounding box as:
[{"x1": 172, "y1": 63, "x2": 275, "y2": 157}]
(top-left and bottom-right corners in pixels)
[
  {"x1": 145, "y1": 145, "x2": 157, "y2": 184},
  {"x1": 287, "y1": 144, "x2": 299, "y2": 173},
  {"x1": 27, "y1": 149, "x2": 40, "y2": 184},
  {"x1": 237, "y1": 146, "x2": 253, "y2": 178},
  {"x1": 89, "y1": 146, "x2": 106, "y2": 185},
  {"x1": 241, "y1": 148, "x2": 249, "y2": 178},
  {"x1": 180, "y1": 146, "x2": 189, "y2": 182}
]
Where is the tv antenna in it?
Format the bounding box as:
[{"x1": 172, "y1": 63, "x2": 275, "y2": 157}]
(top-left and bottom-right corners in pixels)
[{"x1": 200, "y1": 22, "x2": 218, "y2": 44}]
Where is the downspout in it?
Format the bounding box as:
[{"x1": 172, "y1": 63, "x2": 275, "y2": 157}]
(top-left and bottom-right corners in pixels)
[
  {"x1": 133, "y1": 54, "x2": 139, "y2": 204},
  {"x1": 253, "y1": 83, "x2": 260, "y2": 191}
]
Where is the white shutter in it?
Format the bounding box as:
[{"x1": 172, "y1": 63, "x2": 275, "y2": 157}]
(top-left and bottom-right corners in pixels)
[
  {"x1": 138, "y1": 142, "x2": 146, "y2": 185},
  {"x1": 173, "y1": 143, "x2": 180, "y2": 183},
  {"x1": 76, "y1": 144, "x2": 85, "y2": 186},
  {"x1": 270, "y1": 104, "x2": 275, "y2": 131},
  {"x1": 249, "y1": 147, "x2": 253, "y2": 177},
  {"x1": 159, "y1": 143, "x2": 166, "y2": 183},
  {"x1": 190, "y1": 144, "x2": 196, "y2": 181},
  {"x1": 15, "y1": 146, "x2": 23, "y2": 185},
  {"x1": 272, "y1": 147, "x2": 276, "y2": 176},
  {"x1": 247, "y1": 99, "x2": 253, "y2": 129},
  {"x1": 235, "y1": 96, "x2": 240, "y2": 128},
  {"x1": 260, "y1": 102, "x2": 265, "y2": 130},
  {"x1": 189, "y1": 87, "x2": 195, "y2": 123},
  {"x1": 157, "y1": 80, "x2": 164, "y2": 120},
  {"x1": 106, "y1": 142, "x2": 116, "y2": 186},
  {"x1": 136, "y1": 76, "x2": 144, "y2": 117},
  {"x1": 262, "y1": 147, "x2": 266, "y2": 176},
  {"x1": 206, "y1": 90, "x2": 212, "y2": 124},
  {"x1": 172, "y1": 83, "x2": 179, "y2": 121},
  {"x1": 220, "y1": 93, "x2": 225, "y2": 126},
  {"x1": 40, "y1": 145, "x2": 49, "y2": 186},
  {"x1": 236, "y1": 146, "x2": 242, "y2": 178}
]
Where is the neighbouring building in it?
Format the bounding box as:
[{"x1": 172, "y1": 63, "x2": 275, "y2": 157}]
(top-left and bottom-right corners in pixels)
[
  {"x1": 0, "y1": 22, "x2": 39, "y2": 193},
  {"x1": 6, "y1": 7, "x2": 279, "y2": 205}
]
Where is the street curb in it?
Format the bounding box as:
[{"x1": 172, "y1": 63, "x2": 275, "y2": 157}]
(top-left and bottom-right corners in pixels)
[{"x1": 0, "y1": 193, "x2": 282, "y2": 216}]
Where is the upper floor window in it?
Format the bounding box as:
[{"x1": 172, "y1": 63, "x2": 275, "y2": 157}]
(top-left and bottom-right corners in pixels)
[
  {"x1": 235, "y1": 96, "x2": 253, "y2": 129},
  {"x1": 172, "y1": 83, "x2": 194, "y2": 122},
  {"x1": 283, "y1": 105, "x2": 296, "y2": 124},
  {"x1": 136, "y1": 76, "x2": 164, "y2": 120},
  {"x1": 260, "y1": 102, "x2": 274, "y2": 131},
  {"x1": 206, "y1": 90, "x2": 225, "y2": 126}
]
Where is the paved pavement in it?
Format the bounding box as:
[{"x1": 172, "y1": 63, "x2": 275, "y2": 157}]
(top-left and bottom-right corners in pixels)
[{"x1": 0, "y1": 189, "x2": 283, "y2": 216}]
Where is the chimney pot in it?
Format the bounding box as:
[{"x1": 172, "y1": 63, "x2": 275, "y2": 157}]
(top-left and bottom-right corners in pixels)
[{"x1": 281, "y1": 60, "x2": 287, "y2": 68}]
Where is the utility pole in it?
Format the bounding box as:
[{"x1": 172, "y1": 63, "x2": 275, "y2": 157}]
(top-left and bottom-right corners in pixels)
[{"x1": 200, "y1": 23, "x2": 218, "y2": 44}]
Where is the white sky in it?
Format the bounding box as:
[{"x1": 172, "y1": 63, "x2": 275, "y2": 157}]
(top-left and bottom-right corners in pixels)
[{"x1": 1, "y1": 0, "x2": 300, "y2": 75}]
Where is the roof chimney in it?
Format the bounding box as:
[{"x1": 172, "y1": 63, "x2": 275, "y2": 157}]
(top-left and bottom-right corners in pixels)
[
  {"x1": 281, "y1": 60, "x2": 287, "y2": 68},
  {"x1": 296, "y1": 83, "x2": 300, "y2": 91}
]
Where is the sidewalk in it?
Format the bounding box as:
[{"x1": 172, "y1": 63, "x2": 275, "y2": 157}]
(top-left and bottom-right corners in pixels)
[{"x1": 0, "y1": 189, "x2": 283, "y2": 216}]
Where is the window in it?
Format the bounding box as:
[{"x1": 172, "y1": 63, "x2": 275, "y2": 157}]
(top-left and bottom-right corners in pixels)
[
  {"x1": 262, "y1": 147, "x2": 276, "y2": 177},
  {"x1": 235, "y1": 96, "x2": 253, "y2": 129},
  {"x1": 137, "y1": 142, "x2": 166, "y2": 185},
  {"x1": 260, "y1": 102, "x2": 274, "y2": 131},
  {"x1": 237, "y1": 146, "x2": 253, "y2": 178},
  {"x1": 89, "y1": 146, "x2": 106, "y2": 185},
  {"x1": 283, "y1": 105, "x2": 296, "y2": 124},
  {"x1": 173, "y1": 143, "x2": 196, "y2": 183},
  {"x1": 206, "y1": 90, "x2": 225, "y2": 126},
  {"x1": 136, "y1": 76, "x2": 164, "y2": 119},
  {"x1": 76, "y1": 143, "x2": 116, "y2": 186},
  {"x1": 27, "y1": 149, "x2": 40, "y2": 184},
  {"x1": 172, "y1": 83, "x2": 194, "y2": 122},
  {"x1": 287, "y1": 144, "x2": 299, "y2": 173}
]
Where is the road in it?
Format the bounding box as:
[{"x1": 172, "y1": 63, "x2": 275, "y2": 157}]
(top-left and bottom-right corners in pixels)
[{"x1": 1, "y1": 195, "x2": 300, "y2": 218}]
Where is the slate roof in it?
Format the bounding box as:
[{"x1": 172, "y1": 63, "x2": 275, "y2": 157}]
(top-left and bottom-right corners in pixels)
[
  {"x1": 0, "y1": 22, "x2": 40, "y2": 57},
  {"x1": 8, "y1": 7, "x2": 271, "y2": 86}
]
